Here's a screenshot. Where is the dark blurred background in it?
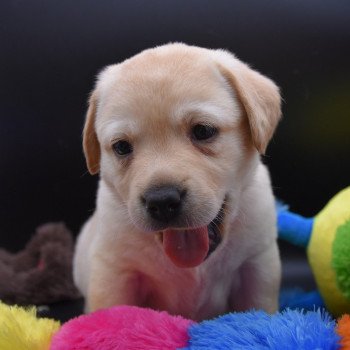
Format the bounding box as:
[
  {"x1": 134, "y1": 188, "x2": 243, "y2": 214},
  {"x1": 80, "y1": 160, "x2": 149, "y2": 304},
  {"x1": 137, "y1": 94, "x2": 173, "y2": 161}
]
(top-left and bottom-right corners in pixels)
[{"x1": 1, "y1": 1, "x2": 349, "y2": 257}]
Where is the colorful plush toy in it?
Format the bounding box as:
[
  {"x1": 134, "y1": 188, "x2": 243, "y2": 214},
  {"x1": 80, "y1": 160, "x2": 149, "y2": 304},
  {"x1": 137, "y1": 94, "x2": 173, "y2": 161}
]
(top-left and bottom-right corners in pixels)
[
  {"x1": 278, "y1": 187, "x2": 350, "y2": 316},
  {"x1": 0, "y1": 301, "x2": 344, "y2": 350},
  {"x1": 50, "y1": 305, "x2": 193, "y2": 350},
  {"x1": 338, "y1": 314, "x2": 350, "y2": 350},
  {"x1": 0, "y1": 223, "x2": 80, "y2": 306},
  {"x1": 0, "y1": 301, "x2": 60, "y2": 350}
]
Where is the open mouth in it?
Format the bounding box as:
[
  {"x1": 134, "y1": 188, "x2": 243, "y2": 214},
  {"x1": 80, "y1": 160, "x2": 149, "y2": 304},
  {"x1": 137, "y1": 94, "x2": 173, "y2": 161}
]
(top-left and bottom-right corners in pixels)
[{"x1": 157, "y1": 201, "x2": 225, "y2": 268}]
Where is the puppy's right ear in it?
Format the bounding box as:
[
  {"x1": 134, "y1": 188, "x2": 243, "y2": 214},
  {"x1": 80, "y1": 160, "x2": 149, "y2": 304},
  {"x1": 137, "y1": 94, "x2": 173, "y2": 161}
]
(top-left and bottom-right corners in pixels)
[{"x1": 83, "y1": 91, "x2": 100, "y2": 175}]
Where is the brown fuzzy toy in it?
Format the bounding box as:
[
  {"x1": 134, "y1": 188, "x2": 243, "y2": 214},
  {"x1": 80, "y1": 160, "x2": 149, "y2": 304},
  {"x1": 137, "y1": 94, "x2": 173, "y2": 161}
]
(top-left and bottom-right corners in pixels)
[{"x1": 0, "y1": 222, "x2": 81, "y2": 305}]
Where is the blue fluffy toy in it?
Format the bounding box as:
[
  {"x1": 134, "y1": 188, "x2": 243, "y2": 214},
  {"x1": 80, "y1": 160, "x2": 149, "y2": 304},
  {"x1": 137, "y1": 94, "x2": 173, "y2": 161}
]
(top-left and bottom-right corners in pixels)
[{"x1": 183, "y1": 309, "x2": 339, "y2": 350}]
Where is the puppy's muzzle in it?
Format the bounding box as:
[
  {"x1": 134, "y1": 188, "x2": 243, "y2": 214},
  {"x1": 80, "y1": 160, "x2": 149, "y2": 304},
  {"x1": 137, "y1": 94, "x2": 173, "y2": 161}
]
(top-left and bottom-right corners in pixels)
[{"x1": 142, "y1": 185, "x2": 185, "y2": 223}]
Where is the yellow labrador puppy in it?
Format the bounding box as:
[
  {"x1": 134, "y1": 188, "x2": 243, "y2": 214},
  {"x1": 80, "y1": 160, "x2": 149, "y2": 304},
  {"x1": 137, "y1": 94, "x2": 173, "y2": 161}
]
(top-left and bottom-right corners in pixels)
[{"x1": 73, "y1": 43, "x2": 281, "y2": 321}]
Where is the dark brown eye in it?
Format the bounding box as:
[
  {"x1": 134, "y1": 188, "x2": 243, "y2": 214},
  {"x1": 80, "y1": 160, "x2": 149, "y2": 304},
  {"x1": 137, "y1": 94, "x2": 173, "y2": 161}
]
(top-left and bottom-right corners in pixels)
[
  {"x1": 113, "y1": 140, "x2": 133, "y2": 156},
  {"x1": 191, "y1": 124, "x2": 218, "y2": 141}
]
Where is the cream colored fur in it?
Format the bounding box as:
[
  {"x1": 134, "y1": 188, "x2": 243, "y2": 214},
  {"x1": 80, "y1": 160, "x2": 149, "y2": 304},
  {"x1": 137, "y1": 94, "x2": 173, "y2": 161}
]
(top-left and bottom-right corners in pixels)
[{"x1": 73, "y1": 43, "x2": 282, "y2": 321}]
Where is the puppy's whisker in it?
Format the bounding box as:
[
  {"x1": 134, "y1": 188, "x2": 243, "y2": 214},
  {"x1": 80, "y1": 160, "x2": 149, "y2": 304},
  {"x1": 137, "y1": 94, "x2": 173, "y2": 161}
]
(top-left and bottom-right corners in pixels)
[
  {"x1": 236, "y1": 207, "x2": 248, "y2": 226},
  {"x1": 80, "y1": 170, "x2": 91, "y2": 177}
]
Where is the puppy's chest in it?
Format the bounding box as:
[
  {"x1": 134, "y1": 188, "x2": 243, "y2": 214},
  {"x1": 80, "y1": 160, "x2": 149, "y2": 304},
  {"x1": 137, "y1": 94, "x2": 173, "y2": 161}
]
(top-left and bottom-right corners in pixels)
[{"x1": 141, "y1": 261, "x2": 236, "y2": 321}]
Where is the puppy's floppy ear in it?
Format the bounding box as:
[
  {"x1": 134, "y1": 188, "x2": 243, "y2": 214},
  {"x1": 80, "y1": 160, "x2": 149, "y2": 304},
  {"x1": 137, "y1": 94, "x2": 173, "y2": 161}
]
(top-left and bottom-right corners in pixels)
[
  {"x1": 215, "y1": 51, "x2": 282, "y2": 154},
  {"x1": 83, "y1": 90, "x2": 100, "y2": 175}
]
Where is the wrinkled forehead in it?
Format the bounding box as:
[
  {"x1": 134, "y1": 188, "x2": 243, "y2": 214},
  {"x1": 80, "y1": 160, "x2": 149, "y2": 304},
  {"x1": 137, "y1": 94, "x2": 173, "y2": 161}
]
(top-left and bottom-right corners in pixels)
[{"x1": 95, "y1": 48, "x2": 240, "y2": 133}]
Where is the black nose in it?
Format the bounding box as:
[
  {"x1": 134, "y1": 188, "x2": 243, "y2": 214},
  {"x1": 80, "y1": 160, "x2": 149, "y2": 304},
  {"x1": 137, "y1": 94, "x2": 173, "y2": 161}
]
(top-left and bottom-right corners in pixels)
[{"x1": 143, "y1": 186, "x2": 183, "y2": 223}]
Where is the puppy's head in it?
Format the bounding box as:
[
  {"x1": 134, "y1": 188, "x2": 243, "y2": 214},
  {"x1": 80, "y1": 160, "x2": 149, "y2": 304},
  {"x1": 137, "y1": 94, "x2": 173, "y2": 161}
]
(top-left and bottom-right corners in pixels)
[{"x1": 83, "y1": 43, "x2": 281, "y2": 268}]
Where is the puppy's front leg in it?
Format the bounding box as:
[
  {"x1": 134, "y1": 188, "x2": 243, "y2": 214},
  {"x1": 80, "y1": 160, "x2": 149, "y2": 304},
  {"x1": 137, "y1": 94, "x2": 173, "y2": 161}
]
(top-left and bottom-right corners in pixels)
[
  {"x1": 232, "y1": 242, "x2": 281, "y2": 313},
  {"x1": 86, "y1": 262, "x2": 141, "y2": 313}
]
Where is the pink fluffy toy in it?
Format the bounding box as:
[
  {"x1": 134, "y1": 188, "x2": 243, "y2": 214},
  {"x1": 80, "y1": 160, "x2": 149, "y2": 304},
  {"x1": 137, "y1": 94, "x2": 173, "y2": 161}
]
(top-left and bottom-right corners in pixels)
[{"x1": 50, "y1": 305, "x2": 193, "y2": 350}]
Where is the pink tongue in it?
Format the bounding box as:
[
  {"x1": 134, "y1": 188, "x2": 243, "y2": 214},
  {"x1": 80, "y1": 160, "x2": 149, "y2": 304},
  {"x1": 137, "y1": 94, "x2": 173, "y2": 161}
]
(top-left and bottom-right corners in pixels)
[{"x1": 163, "y1": 227, "x2": 209, "y2": 268}]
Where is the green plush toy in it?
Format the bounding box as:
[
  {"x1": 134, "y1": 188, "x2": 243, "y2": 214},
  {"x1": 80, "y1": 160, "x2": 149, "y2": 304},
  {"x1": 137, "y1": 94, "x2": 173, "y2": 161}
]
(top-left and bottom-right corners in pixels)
[{"x1": 278, "y1": 186, "x2": 350, "y2": 316}]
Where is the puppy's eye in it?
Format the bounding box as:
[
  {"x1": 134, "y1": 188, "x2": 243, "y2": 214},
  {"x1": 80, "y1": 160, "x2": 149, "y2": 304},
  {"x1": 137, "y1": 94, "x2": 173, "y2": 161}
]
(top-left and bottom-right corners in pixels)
[
  {"x1": 191, "y1": 124, "x2": 218, "y2": 141},
  {"x1": 113, "y1": 140, "x2": 133, "y2": 156}
]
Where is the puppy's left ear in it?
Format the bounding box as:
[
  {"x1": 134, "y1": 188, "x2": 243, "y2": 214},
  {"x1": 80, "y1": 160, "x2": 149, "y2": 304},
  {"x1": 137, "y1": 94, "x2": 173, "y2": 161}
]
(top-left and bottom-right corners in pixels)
[
  {"x1": 83, "y1": 90, "x2": 100, "y2": 175},
  {"x1": 215, "y1": 51, "x2": 282, "y2": 154}
]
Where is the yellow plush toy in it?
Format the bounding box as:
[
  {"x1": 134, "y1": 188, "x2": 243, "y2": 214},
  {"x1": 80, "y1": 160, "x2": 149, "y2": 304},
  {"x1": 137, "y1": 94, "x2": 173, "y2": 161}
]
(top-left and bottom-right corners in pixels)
[
  {"x1": 278, "y1": 186, "x2": 350, "y2": 316},
  {"x1": 0, "y1": 301, "x2": 60, "y2": 350}
]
